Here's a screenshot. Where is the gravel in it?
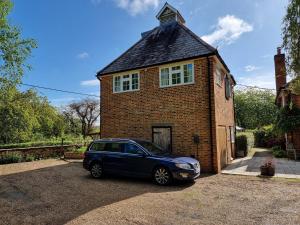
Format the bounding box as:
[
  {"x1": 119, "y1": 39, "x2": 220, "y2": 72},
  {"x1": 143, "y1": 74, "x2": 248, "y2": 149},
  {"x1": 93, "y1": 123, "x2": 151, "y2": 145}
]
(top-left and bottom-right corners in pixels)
[{"x1": 0, "y1": 159, "x2": 300, "y2": 225}]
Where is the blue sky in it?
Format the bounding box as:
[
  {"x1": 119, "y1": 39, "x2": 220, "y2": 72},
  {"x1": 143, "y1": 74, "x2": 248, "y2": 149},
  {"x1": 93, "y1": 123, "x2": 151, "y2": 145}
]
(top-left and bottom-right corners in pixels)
[{"x1": 10, "y1": 0, "x2": 288, "y2": 106}]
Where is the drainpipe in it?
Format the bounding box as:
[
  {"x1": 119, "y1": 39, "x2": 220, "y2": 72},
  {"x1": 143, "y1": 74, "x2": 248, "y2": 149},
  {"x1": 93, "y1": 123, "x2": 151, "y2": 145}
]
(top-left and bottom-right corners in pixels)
[{"x1": 207, "y1": 56, "x2": 214, "y2": 173}]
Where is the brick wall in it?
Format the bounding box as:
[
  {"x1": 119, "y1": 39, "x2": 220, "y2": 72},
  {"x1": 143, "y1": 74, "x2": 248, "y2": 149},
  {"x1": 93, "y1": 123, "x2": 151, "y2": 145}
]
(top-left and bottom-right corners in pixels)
[
  {"x1": 100, "y1": 57, "x2": 235, "y2": 172},
  {"x1": 212, "y1": 57, "x2": 235, "y2": 172}
]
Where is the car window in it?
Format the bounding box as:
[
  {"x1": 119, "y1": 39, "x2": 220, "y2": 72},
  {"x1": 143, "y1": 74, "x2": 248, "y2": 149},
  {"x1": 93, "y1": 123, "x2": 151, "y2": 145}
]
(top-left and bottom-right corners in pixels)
[
  {"x1": 104, "y1": 143, "x2": 123, "y2": 153},
  {"x1": 124, "y1": 143, "x2": 144, "y2": 155},
  {"x1": 90, "y1": 142, "x2": 106, "y2": 151}
]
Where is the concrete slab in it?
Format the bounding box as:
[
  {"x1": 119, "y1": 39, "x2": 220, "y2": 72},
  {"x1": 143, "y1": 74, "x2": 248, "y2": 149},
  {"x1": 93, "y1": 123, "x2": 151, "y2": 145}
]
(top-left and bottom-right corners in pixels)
[{"x1": 222, "y1": 148, "x2": 300, "y2": 179}]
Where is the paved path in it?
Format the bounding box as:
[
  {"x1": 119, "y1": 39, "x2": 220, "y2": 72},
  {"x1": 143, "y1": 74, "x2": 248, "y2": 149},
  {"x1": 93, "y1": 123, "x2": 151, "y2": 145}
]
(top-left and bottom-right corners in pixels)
[{"x1": 222, "y1": 148, "x2": 300, "y2": 179}]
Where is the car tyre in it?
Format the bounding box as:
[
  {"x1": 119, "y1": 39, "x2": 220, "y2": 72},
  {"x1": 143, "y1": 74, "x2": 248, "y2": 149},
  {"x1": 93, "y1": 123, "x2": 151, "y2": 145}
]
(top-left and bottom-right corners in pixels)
[
  {"x1": 90, "y1": 163, "x2": 103, "y2": 179},
  {"x1": 153, "y1": 166, "x2": 172, "y2": 185}
]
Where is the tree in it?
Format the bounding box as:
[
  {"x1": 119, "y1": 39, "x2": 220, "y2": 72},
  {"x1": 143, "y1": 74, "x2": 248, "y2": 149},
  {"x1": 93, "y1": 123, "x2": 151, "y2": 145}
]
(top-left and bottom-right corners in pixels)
[
  {"x1": 282, "y1": 0, "x2": 300, "y2": 93},
  {"x1": 235, "y1": 89, "x2": 278, "y2": 129},
  {"x1": 0, "y1": 0, "x2": 37, "y2": 88},
  {"x1": 66, "y1": 98, "x2": 100, "y2": 139}
]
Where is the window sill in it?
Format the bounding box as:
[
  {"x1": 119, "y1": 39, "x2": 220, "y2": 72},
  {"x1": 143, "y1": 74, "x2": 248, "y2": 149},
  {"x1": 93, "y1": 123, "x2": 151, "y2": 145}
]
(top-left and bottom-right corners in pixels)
[
  {"x1": 159, "y1": 82, "x2": 195, "y2": 89},
  {"x1": 113, "y1": 89, "x2": 140, "y2": 94}
]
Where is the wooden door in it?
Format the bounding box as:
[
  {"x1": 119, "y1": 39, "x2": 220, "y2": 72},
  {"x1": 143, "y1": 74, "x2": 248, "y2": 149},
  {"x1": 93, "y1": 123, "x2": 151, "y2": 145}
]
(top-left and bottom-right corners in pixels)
[
  {"x1": 217, "y1": 126, "x2": 228, "y2": 169},
  {"x1": 152, "y1": 127, "x2": 172, "y2": 152}
]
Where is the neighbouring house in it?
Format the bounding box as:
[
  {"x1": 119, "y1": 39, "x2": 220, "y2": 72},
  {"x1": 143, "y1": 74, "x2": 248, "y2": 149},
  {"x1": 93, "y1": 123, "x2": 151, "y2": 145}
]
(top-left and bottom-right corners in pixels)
[
  {"x1": 97, "y1": 3, "x2": 236, "y2": 173},
  {"x1": 274, "y1": 47, "x2": 300, "y2": 157}
]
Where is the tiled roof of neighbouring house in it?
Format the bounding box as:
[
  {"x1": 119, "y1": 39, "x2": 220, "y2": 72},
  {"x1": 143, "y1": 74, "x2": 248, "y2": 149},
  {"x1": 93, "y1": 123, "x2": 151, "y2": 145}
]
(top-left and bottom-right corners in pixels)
[{"x1": 97, "y1": 21, "x2": 218, "y2": 76}]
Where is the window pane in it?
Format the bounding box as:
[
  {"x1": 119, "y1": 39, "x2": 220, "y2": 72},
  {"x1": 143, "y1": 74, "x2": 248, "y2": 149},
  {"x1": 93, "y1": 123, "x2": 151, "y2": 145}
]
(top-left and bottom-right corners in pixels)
[
  {"x1": 161, "y1": 68, "x2": 169, "y2": 86},
  {"x1": 131, "y1": 73, "x2": 139, "y2": 90},
  {"x1": 90, "y1": 143, "x2": 106, "y2": 151},
  {"x1": 184, "y1": 64, "x2": 193, "y2": 83},
  {"x1": 124, "y1": 144, "x2": 143, "y2": 154},
  {"x1": 114, "y1": 76, "x2": 121, "y2": 92},
  {"x1": 123, "y1": 80, "x2": 130, "y2": 91},
  {"x1": 216, "y1": 68, "x2": 222, "y2": 86},
  {"x1": 104, "y1": 143, "x2": 123, "y2": 152},
  {"x1": 172, "y1": 66, "x2": 180, "y2": 71},
  {"x1": 172, "y1": 72, "x2": 181, "y2": 84}
]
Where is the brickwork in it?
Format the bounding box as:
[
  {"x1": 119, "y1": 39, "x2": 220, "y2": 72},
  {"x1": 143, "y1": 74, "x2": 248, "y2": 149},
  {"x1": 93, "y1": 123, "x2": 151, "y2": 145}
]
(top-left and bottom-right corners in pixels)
[{"x1": 100, "y1": 57, "x2": 235, "y2": 172}]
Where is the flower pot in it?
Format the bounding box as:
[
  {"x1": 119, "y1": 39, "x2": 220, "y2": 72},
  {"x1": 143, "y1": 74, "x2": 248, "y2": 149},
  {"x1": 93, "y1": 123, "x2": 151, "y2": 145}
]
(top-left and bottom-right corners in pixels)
[{"x1": 260, "y1": 166, "x2": 275, "y2": 176}]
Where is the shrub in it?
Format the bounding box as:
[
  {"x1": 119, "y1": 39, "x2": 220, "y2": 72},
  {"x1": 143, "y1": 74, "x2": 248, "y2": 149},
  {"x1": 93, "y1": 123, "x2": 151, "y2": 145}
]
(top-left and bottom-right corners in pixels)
[
  {"x1": 236, "y1": 135, "x2": 248, "y2": 152},
  {"x1": 0, "y1": 152, "x2": 22, "y2": 164},
  {"x1": 254, "y1": 125, "x2": 285, "y2": 148},
  {"x1": 25, "y1": 155, "x2": 35, "y2": 162},
  {"x1": 272, "y1": 146, "x2": 286, "y2": 158}
]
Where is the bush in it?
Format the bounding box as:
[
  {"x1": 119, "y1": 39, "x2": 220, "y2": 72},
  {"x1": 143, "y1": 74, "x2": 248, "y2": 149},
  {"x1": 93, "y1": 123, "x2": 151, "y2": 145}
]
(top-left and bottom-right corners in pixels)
[
  {"x1": 0, "y1": 152, "x2": 22, "y2": 164},
  {"x1": 236, "y1": 135, "x2": 248, "y2": 157},
  {"x1": 253, "y1": 125, "x2": 285, "y2": 148},
  {"x1": 272, "y1": 146, "x2": 286, "y2": 158},
  {"x1": 25, "y1": 155, "x2": 35, "y2": 162}
]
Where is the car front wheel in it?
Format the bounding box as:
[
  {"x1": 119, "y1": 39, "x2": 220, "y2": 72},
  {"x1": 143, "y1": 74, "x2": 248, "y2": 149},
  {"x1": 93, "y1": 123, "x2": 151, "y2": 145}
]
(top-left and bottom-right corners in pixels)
[
  {"x1": 153, "y1": 167, "x2": 172, "y2": 185},
  {"x1": 90, "y1": 163, "x2": 103, "y2": 179}
]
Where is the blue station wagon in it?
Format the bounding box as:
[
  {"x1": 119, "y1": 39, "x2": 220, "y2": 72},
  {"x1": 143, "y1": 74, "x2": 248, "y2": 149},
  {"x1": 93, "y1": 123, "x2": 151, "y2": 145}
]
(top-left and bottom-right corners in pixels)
[{"x1": 83, "y1": 139, "x2": 200, "y2": 185}]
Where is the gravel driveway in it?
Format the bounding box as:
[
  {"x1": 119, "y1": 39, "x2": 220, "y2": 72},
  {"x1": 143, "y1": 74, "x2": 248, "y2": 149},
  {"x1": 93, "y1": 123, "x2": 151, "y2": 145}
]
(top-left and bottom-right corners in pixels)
[{"x1": 0, "y1": 159, "x2": 300, "y2": 225}]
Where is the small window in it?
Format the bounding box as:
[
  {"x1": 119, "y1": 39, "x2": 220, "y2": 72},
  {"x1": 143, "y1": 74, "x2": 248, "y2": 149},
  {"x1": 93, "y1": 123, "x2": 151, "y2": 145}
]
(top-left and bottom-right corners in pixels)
[
  {"x1": 160, "y1": 62, "x2": 194, "y2": 87},
  {"x1": 113, "y1": 72, "x2": 140, "y2": 93},
  {"x1": 104, "y1": 143, "x2": 123, "y2": 153},
  {"x1": 225, "y1": 75, "x2": 232, "y2": 99},
  {"x1": 90, "y1": 142, "x2": 106, "y2": 152},
  {"x1": 216, "y1": 67, "x2": 222, "y2": 86},
  {"x1": 124, "y1": 144, "x2": 144, "y2": 155}
]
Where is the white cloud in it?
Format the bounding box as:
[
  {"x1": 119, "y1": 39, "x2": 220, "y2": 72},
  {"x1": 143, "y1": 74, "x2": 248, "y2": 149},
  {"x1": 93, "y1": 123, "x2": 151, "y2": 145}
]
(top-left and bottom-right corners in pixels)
[
  {"x1": 77, "y1": 52, "x2": 89, "y2": 59},
  {"x1": 115, "y1": 0, "x2": 160, "y2": 16},
  {"x1": 245, "y1": 65, "x2": 260, "y2": 72},
  {"x1": 202, "y1": 15, "x2": 253, "y2": 46},
  {"x1": 237, "y1": 72, "x2": 276, "y2": 90},
  {"x1": 80, "y1": 79, "x2": 99, "y2": 86}
]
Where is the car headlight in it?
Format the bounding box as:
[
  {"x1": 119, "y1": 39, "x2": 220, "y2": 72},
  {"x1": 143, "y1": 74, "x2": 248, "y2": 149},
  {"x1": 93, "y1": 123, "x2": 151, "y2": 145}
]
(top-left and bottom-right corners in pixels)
[{"x1": 175, "y1": 163, "x2": 192, "y2": 170}]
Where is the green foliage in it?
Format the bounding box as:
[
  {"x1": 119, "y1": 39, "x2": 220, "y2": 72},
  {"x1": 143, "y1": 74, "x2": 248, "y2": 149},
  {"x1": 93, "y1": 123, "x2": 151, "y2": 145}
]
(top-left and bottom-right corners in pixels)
[
  {"x1": 0, "y1": 0, "x2": 37, "y2": 87},
  {"x1": 282, "y1": 0, "x2": 300, "y2": 82},
  {"x1": 235, "y1": 89, "x2": 278, "y2": 129},
  {"x1": 236, "y1": 135, "x2": 248, "y2": 153},
  {"x1": 24, "y1": 154, "x2": 35, "y2": 162},
  {"x1": 272, "y1": 146, "x2": 287, "y2": 158},
  {"x1": 275, "y1": 104, "x2": 300, "y2": 134},
  {"x1": 254, "y1": 125, "x2": 285, "y2": 148},
  {"x1": 0, "y1": 152, "x2": 22, "y2": 164}
]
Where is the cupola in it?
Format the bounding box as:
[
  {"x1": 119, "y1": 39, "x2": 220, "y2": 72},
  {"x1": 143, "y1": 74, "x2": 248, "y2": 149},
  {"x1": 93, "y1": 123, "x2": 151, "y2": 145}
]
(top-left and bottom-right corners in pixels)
[{"x1": 156, "y1": 2, "x2": 185, "y2": 25}]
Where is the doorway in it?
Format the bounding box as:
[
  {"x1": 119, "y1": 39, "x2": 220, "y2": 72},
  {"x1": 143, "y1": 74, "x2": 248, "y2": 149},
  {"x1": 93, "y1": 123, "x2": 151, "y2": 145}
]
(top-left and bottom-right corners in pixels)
[{"x1": 152, "y1": 126, "x2": 172, "y2": 152}]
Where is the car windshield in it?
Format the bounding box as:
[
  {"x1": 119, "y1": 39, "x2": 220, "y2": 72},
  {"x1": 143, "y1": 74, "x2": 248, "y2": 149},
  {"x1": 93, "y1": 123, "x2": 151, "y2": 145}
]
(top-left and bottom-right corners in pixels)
[{"x1": 136, "y1": 141, "x2": 168, "y2": 155}]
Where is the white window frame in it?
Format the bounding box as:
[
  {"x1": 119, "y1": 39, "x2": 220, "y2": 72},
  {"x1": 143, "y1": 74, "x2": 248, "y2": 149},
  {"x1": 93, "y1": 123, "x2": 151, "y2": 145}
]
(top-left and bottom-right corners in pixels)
[
  {"x1": 215, "y1": 65, "x2": 223, "y2": 87},
  {"x1": 159, "y1": 61, "x2": 194, "y2": 88},
  {"x1": 113, "y1": 71, "x2": 140, "y2": 93}
]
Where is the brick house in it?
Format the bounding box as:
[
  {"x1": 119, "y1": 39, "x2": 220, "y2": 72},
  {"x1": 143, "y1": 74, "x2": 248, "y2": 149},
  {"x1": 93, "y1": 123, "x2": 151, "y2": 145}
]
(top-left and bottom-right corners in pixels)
[
  {"x1": 97, "y1": 3, "x2": 236, "y2": 173},
  {"x1": 274, "y1": 47, "x2": 300, "y2": 155}
]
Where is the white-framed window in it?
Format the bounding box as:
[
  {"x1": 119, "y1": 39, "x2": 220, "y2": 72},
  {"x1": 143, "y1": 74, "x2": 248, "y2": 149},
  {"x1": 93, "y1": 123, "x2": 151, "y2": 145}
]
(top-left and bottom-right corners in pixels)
[
  {"x1": 215, "y1": 67, "x2": 223, "y2": 86},
  {"x1": 160, "y1": 62, "x2": 194, "y2": 88},
  {"x1": 113, "y1": 72, "x2": 140, "y2": 93}
]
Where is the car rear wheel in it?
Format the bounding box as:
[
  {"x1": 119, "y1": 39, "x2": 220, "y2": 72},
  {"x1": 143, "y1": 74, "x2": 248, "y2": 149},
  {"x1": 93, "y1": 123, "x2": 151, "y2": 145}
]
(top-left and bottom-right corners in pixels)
[
  {"x1": 90, "y1": 163, "x2": 103, "y2": 179},
  {"x1": 153, "y1": 167, "x2": 172, "y2": 185}
]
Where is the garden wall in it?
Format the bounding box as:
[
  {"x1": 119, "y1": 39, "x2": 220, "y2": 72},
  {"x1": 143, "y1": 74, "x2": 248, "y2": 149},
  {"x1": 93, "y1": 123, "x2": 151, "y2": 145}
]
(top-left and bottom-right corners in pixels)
[{"x1": 0, "y1": 145, "x2": 78, "y2": 158}]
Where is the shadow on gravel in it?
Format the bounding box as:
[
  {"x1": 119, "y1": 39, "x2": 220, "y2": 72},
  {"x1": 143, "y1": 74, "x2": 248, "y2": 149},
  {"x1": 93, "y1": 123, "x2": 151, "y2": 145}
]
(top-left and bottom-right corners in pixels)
[{"x1": 0, "y1": 161, "x2": 193, "y2": 225}]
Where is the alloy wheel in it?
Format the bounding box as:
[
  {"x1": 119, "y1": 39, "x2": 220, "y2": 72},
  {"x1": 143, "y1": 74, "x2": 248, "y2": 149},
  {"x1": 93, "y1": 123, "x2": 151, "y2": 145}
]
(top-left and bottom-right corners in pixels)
[
  {"x1": 90, "y1": 163, "x2": 102, "y2": 178},
  {"x1": 154, "y1": 167, "x2": 170, "y2": 185}
]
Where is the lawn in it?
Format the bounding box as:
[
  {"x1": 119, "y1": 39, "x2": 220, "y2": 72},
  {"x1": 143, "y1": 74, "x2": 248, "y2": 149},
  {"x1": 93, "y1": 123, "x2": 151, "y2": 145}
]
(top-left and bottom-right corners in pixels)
[{"x1": 0, "y1": 159, "x2": 299, "y2": 225}]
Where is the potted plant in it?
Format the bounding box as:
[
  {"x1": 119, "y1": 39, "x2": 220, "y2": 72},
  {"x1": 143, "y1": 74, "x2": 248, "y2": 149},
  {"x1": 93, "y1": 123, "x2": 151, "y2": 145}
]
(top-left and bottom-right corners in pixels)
[{"x1": 260, "y1": 158, "x2": 275, "y2": 176}]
